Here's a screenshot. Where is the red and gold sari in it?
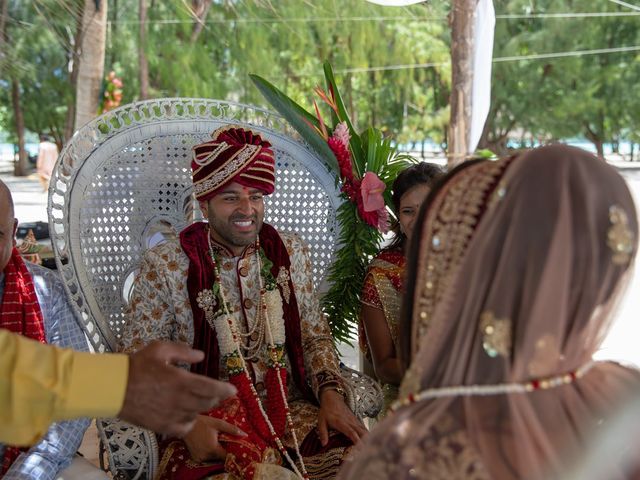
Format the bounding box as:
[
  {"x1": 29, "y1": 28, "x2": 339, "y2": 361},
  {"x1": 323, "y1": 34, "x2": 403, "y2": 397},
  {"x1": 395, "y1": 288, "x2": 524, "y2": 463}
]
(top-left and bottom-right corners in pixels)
[{"x1": 359, "y1": 248, "x2": 405, "y2": 412}]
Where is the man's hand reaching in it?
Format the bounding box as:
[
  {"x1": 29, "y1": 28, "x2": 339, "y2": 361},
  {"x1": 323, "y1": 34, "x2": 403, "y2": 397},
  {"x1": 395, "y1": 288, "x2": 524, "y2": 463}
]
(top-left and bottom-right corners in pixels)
[{"x1": 118, "y1": 341, "x2": 236, "y2": 437}]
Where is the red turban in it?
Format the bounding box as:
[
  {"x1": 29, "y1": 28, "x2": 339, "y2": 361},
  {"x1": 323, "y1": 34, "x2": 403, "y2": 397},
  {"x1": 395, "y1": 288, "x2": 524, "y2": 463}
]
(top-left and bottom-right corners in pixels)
[{"x1": 192, "y1": 125, "x2": 276, "y2": 201}]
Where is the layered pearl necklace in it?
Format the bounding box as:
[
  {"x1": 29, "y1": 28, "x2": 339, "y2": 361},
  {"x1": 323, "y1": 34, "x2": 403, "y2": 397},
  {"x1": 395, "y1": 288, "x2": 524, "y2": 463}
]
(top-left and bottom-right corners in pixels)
[{"x1": 204, "y1": 233, "x2": 308, "y2": 479}]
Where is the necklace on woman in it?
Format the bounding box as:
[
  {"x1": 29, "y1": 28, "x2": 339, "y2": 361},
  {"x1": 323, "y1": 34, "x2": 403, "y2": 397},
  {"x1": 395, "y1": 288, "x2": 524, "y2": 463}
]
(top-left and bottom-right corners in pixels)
[{"x1": 199, "y1": 230, "x2": 308, "y2": 479}]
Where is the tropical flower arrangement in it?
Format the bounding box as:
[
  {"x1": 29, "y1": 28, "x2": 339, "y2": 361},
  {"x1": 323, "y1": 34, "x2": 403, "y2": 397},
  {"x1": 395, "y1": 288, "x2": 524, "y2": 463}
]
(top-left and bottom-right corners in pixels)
[
  {"x1": 99, "y1": 70, "x2": 124, "y2": 114},
  {"x1": 251, "y1": 62, "x2": 416, "y2": 343}
]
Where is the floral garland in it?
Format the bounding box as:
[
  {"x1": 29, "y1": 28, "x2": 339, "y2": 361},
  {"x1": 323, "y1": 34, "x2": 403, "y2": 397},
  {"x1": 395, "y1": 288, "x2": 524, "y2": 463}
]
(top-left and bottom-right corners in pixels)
[
  {"x1": 197, "y1": 234, "x2": 308, "y2": 479},
  {"x1": 251, "y1": 62, "x2": 416, "y2": 343}
]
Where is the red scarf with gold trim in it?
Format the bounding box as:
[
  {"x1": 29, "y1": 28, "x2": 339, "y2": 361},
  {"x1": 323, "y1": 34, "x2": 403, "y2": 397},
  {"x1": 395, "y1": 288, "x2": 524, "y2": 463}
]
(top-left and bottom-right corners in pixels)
[
  {"x1": 1, "y1": 248, "x2": 46, "y2": 475},
  {"x1": 177, "y1": 223, "x2": 314, "y2": 479},
  {"x1": 179, "y1": 222, "x2": 313, "y2": 401}
]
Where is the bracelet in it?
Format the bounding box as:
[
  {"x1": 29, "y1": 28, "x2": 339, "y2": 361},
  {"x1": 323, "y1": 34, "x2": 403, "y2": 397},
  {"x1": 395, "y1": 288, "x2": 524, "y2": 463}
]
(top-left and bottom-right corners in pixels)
[{"x1": 320, "y1": 384, "x2": 347, "y2": 401}]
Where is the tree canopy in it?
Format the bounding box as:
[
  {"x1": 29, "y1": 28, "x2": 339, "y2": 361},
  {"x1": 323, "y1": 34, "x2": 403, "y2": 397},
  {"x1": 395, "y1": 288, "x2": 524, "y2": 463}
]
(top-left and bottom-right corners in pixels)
[
  {"x1": 2, "y1": 0, "x2": 640, "y2": 161},
  {"x1": 482, "y1": 0, "x2": 640, "y2": 156}
]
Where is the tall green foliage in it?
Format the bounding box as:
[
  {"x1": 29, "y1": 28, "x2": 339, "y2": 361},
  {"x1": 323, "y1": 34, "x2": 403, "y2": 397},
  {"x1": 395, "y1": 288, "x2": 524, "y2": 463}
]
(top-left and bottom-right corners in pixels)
[
  {"x1": 484, "y1": 0, "x2": 640, "y2": 156},
  {"x1": 1, "y1": 0, "x2": 80, "y2": 145},
  {"x1": 64, "y1": 1, "x2": 450, "y2": 140},
  {"x1": 5, "y1": 1, "x2": 640, "y2": 156}
]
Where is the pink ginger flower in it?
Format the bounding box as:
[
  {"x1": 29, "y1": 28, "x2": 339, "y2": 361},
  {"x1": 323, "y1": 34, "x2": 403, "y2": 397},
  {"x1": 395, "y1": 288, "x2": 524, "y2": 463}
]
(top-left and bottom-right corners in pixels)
[
  {"x1": 332, "y1": 122, "x2": 350, "y2": 148},
  {"x1": 360, "y1": 172, "x2": 386, "y2": 212},
  {"x1": 356, "y1": 201, "x2": 379, "y2": 229}
]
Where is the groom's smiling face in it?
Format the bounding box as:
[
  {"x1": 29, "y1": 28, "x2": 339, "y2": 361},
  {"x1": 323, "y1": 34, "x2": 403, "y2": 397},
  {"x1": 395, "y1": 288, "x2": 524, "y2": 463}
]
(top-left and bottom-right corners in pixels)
[{"x1": 200, "y1": 181, "x2": 265, "y2": 256}]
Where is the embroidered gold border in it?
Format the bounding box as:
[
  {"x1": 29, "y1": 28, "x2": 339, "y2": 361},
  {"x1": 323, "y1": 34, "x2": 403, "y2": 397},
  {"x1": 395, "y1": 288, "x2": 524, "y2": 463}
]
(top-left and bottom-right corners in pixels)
[{"x1": 410, "y1": 157, "x2": 517, "y2": 358}]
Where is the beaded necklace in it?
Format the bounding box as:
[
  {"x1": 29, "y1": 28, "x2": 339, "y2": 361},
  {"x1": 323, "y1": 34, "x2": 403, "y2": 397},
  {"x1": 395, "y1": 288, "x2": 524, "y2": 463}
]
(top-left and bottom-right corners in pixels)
[
  {"x1": 205, "y1": 232, "x2": 308, "y2": 479},
  {"x1": 390, "y1": 361, "x2": 595, "y2": 413}
]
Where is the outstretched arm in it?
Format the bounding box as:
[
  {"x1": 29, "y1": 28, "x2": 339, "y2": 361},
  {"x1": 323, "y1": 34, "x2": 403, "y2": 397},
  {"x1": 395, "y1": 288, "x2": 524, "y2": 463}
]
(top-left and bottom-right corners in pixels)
[
  {"x1": 5, "y1": 271, "x2": 90, "y2": 480},
  {"x1": 0, "y1": 333, "x2": 235, "y2": 446}
]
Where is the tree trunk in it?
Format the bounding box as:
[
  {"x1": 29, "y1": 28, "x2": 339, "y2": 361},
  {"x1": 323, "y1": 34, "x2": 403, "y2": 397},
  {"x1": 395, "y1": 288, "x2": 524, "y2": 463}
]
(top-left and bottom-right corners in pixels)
[
  {"x1": 64, "y1": 17, "x2": 83, "y2": 143},
  {"x1": 447, "y1": 0, "x2": 478, "y2": 167},
  {"x1": 593, "y1": 139, "x2": 604, "y2": 159},
  {"x1": 585, "y1": 132, "x2": 605, "y2": 159},
  {"x1": 139, "y1": 0, "x2": 149, "y2": 99},
  {"x1": 74, "y1": 0, "x2": 108, "y2": 132},
  {"x1": 190, "y1": 0, "x2": 213, "y2": 43},
  {"x1": 107, "y1": 0, "x2": 118, "y2": 67},
  {"x1": 0, "y1": 0, "x2": 8, "y2": 65},
  {"x1": 11, "y1": 79, "x2": 28, "y2": 177},
  {"x1": 584, "y1": 120, "x2": 605, "y2": 160}
]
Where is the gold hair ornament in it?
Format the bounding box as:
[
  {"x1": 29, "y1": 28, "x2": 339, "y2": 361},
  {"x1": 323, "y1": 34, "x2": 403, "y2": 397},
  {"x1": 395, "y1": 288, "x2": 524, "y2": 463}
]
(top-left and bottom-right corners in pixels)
[{"x1": 607, "y1": 205, "x2": 634, "y2": 266}]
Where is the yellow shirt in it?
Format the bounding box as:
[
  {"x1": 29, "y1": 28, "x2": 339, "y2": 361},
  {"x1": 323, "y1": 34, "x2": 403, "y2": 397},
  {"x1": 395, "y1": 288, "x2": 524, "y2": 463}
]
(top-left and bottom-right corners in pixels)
[{"x1": 0, "y1": 330, "x2": 128, "y2": 446}]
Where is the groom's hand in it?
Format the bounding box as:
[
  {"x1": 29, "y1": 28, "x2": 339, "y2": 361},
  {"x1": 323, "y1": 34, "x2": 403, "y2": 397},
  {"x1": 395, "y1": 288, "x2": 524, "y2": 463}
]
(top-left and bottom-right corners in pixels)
[
  {"x1": 184, "y1": 415, "x2": 247, "y2": 463},
  {"x1": 317, "y1": 388, "x2": 367, "y2": 446}
]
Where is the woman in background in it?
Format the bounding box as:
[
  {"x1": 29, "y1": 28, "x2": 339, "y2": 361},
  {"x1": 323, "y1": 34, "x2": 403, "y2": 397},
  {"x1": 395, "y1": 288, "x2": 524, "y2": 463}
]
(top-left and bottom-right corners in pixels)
[
  {"x1": 342, "y1": 145, "x2": 640, "y2": 479},
  {"x1": 359, "y1": 162, "x2": 443, "y2": 414}
]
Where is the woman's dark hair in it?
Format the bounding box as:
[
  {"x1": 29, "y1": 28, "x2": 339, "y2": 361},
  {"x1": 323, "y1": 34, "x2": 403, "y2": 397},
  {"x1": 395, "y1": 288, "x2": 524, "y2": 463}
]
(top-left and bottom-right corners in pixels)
[{"x1": 386, "y1": 162, "x2": 444, "y2": 251}]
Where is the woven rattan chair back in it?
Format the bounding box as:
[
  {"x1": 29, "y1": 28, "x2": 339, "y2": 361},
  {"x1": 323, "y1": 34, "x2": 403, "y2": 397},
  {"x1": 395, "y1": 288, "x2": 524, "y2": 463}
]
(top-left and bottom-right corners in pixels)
[{"x1": 49, "y1": 98, "x2": 341, "y2": 353}]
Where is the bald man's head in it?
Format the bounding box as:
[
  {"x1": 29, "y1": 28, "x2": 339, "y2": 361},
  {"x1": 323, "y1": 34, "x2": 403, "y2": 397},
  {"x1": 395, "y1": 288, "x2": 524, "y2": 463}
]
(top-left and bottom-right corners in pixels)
[
  {"x1": 0, "y1": 180, "x2": 17, "y2": 272},
  {"x1": 0, "y1": 180, "x2": 14, "y2": 218}
]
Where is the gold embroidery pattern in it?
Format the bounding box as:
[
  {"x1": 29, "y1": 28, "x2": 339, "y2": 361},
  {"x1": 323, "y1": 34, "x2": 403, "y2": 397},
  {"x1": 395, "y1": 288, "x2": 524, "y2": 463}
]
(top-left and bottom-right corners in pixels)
[
  {"x1": 479, "y1": 311, "x2": 512, "y2": 358},
  {"x1": 193, "y1": 144, "x2": 260, "y2": 197},
  {"x1": 401, "y1": 156, "x2": 517, "y2": 398},
  {"x1": 276, "y1": 266, "x2": 291, "y2": 304},
  {"x1": 192, "y1": 140, "x2": 230, "y2": 166},
  {"x1": 412, "y1": 158, "x2": 516, "y2": 351},
  {"x1": 371, "y1": 271, "x2": 401, "y2": 350},
  {"x1": 196, "y1": 288, "x2": 217, "y2": 321},
  {"x1": 607, "y1": 204, "x2": 634, "y2": 266},
  {"x1": 122, "y1": 233, "x2": 344, "y2": 432}
]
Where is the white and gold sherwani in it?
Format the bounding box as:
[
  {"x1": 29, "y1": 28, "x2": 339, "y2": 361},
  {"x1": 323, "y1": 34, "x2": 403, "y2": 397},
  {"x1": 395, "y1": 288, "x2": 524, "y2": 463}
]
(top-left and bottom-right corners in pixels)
[{"x1": 120, "y1": 230, "x2": 349, "y2": 478}]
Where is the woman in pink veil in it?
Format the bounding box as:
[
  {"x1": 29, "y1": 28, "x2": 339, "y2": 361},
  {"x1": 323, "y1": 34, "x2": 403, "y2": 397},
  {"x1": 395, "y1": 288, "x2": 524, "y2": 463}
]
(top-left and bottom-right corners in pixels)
[{"x1": 339, "y1": 144, "x2": 640, "y2": 479}]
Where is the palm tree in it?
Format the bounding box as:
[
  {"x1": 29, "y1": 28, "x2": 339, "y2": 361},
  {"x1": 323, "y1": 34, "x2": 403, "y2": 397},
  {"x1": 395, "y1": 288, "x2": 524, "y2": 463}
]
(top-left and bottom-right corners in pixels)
[{"x1": 74, "y1": 0, "x2": 108, "y2": 132}]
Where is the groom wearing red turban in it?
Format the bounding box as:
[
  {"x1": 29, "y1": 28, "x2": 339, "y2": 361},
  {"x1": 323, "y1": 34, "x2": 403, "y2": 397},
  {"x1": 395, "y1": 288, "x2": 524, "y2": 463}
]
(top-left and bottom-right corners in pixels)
[
  {"x1": 121, "y1": 125, "x2": 367, "y2": 480},
  {"x1": 192, "y1": 126, "x2": 276, "y2": 199}
]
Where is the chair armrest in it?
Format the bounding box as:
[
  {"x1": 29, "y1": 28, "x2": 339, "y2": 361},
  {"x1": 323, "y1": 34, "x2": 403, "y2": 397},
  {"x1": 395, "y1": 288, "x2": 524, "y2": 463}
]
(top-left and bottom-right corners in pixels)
[
  {"x1": 96, "y1": 418, "x2": 159, "y2": 480},
  {"x1": 339, "y1": 364, "x2": 384, "y2": 419}
]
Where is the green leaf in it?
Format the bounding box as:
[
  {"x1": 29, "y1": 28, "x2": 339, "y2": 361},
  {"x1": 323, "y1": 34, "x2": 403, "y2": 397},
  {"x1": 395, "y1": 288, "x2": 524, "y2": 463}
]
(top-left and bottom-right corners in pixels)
[
  {"x1": 250, "y1": 74, "x2": 339, "y2": 173},
  {"x1": 322, "y1": 62, "x2": 363, "y2": 176},
  {"x1": 474, "y1": 148, "x2": 497, "y2": 159},
  {"x1": 366, "y1": 128, "x2": 378, "y2": 174}
]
